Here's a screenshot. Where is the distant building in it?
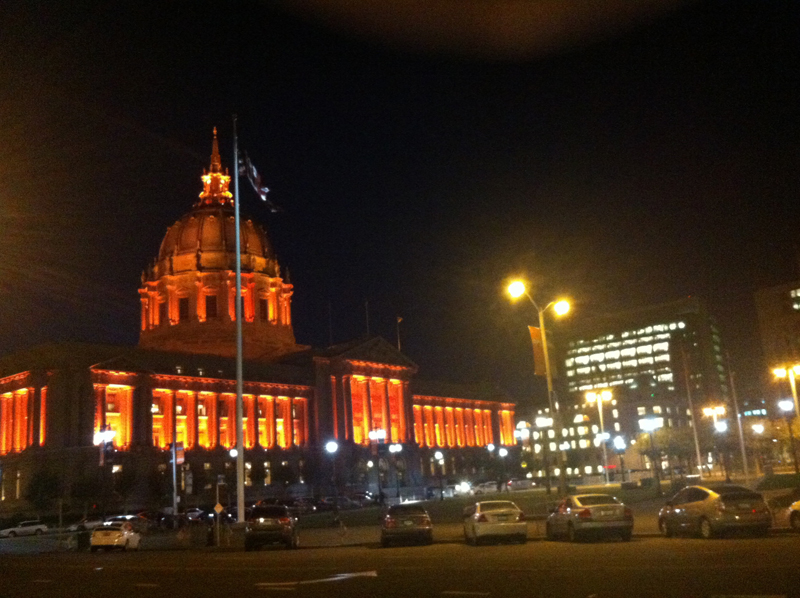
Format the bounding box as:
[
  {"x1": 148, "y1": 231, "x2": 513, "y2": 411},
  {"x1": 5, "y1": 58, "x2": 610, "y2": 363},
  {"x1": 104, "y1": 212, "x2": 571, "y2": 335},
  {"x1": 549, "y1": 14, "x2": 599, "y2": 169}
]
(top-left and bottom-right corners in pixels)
[
  {"x1": 0, "y1": 131, "x2": 515, "y2": 514},
  {"x1": 526, "y1": 298, "x2": 731, "y2": 481},
  {"x1": 755, "y1": 281, "x2": 800, "y2": 369}
]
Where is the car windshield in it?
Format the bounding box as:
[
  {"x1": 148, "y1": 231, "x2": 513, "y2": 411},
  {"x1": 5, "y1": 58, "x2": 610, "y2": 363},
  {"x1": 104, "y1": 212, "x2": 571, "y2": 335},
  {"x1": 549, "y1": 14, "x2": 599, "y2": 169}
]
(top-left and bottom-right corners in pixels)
[
  {"x1": 481, "y1": 502, "x2": 518, "y2": 512},
  {"x1": 576, "y1": 495, "x2": 621, "y2": 506}
]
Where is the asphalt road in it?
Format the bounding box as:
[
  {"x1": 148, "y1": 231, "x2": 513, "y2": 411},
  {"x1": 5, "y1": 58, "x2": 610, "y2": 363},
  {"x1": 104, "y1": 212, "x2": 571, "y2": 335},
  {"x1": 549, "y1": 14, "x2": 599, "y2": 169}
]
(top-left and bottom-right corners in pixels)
[{"x1": 1, "y1": 533, "x2": 798, "y2": 598}]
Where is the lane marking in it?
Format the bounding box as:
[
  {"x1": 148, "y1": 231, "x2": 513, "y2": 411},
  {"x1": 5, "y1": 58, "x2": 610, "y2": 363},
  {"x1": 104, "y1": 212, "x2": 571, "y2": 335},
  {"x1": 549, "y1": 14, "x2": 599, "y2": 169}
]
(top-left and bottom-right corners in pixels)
[{"x1": 256, "y1": 571, "x2": 378, "y2": 588}]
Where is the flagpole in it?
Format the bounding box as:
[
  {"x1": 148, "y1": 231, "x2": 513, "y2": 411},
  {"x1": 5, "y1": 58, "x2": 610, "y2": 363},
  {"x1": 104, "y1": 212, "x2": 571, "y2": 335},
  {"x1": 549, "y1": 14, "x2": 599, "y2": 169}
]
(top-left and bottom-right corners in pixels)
[{"x1": 233, "y1": 114, "x2": 246, "y2": 524}]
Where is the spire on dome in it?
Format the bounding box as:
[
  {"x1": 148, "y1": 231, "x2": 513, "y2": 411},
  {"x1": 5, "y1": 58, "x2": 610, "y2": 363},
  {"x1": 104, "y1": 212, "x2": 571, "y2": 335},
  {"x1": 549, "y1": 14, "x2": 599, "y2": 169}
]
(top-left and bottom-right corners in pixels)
[
  {"x1": 210, "y1": 127, "x2": 222, "y2": 173},
  {"x1": 197, "y1": 127, "x2": 233, "y2": 207}
]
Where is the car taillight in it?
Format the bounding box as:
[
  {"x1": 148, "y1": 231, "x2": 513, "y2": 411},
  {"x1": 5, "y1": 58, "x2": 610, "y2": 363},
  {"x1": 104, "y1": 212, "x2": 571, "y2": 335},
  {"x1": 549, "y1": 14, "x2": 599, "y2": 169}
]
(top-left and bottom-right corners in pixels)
[
  {"x1": 384, "y1": 517, "x2": 397, "y2": 529},
  {"x1": 279, "y1": 517, "x2": 292, "y2": 526},
  {"x1": 624, "y1": 507, "x2": 633, "y2": 519},
  {"x1": 517, "y1": 512, "x2": 526, "y2": 522},
  {"x1": 577, "y1": 508, "x2": 592, "y2": 519},
  {"x1": 476, "y1": 513, "x2": 488, "y2": 523}
]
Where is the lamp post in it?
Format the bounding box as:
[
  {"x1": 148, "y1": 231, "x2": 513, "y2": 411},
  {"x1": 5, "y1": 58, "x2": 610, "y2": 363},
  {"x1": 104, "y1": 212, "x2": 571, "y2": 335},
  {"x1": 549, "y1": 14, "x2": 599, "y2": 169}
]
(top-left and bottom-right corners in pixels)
[
  {"x1": 535, "y1": 416, "x2": 554, "y2": 493},
  {"x1": 93, "y1": 426, "x2": 116, "y2": 517},
  {"x1": 613, "y1": 435, "x2": 627, "y2": 482},
  {"x1": 368, "y1": 429, "x2": 387, "y2": 504},
  {"x1": 639, "y1": 418, "x2": 663, "y2": 496},
  {"x1": 586, "y1": 390, "x2": 612, "y2": 485},
  {"x1": 774, "y1": 366, "x2": 800, "y2": 418},
  {"x1": 703, "y1": 406, "x2": 728, "y2": 480},
  {"x1": 778, "y1": 400, "x2": 800, "y2": 475},
  {"x1": 389, "y1": 444, "x2": 403, "y2": 499},
  {"x1": 325, "y1": 441, "x2": 339, "y2": 520},
  {"x1": 434, "y1": 450, "x2": 445, "y2": 501},
  {"x1": 508, "y1": 280, "x2": 570, "y2": 496}
]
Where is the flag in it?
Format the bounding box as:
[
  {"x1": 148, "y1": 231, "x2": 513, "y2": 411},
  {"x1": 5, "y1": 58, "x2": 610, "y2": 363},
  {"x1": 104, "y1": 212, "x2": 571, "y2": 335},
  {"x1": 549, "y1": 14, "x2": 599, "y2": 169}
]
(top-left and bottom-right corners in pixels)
[
  {"x1": 528, "y1": 326, "x2": 557, "y2": 378},
  {"x1": 239, "y1": 151, "x2": 281, "y2": 213}
]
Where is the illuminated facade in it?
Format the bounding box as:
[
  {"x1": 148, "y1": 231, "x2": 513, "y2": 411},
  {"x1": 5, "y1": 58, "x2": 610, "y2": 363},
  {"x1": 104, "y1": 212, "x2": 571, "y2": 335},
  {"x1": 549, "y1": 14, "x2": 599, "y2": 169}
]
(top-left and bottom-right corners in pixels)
[{"x1": 0, "y1": 132, "x2": 515, "y2": 510}]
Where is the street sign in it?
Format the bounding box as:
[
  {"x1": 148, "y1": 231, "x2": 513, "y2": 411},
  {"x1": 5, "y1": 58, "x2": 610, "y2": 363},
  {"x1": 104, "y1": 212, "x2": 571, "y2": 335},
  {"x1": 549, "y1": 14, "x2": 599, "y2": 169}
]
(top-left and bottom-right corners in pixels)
[
  {"x1": 214, "y1": 503, "x2": 224, "y2": 514},
  {"x1": 175, "y1": 442, "x2": 184, "y2": 465}
]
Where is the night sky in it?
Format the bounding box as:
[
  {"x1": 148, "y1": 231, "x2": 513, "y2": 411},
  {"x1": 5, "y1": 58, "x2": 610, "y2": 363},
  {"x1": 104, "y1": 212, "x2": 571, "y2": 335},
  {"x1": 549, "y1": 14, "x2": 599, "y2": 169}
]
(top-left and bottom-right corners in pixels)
[{"x1": 2, "y1": 0, "x2": 798, "y2": 402}]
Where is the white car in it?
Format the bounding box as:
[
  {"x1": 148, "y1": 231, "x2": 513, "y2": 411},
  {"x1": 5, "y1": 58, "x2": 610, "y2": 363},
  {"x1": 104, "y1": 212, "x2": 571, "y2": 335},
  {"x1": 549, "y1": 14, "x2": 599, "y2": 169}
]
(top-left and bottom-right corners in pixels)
[
  {"x1": 473, "y1": 481, "x2": 500, "y2": 495},
  {"x1": 67, "y1": 517, "x2": 106, "y2": 532},
  {"x1": 0, "y1": 520, "x2": 48, "y2": 538},
  {"x1": 506, "y1": 478, "x2": 536, "y2": 491},
  {"x1": 463, "y1": 500, "x2": 527, "y2": 545},
  {"x1": 90, "y1": 522, "x2": 142, "y2": 551}
]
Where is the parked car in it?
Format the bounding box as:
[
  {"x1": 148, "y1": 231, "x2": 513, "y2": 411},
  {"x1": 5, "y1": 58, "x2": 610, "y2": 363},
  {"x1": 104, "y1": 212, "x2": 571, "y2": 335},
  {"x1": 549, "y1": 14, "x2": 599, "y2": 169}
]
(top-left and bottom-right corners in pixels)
[
  {"x1": 381, "y1": 504, "x2": 433, "y2": 547},
  {"x1": 67, "y1": 517, "x2": 105, "y2": 532},
  {"x1": 507, "y1": 478, "x2": 536, "y2": 491},
  {"x1": 349, "y1": 492, "x2": 375, "y2": 507},
  {"x1": 105, "y1": 514, "x2": 151, "y2": 533},
  {"x1": 658, "y1": 484, "x2": 771, "y2": 539},
  {"x1": 462, "y1": 500, "x2": 527, "y2": 545},
  {"x1": 546, "y1": 494, "x2": 633, "y2": 542},
  {"x1": 90, "y1": 522, "x2": 141, "y2": 551},
  {"x1": 185, "y1": 508, "x2": 206, "y2": 522},
  {"x1": 278, "y1": 498, "x2": 316, "y2": 517},
  {"x1": 0, "y1": 520, "x2": 48, "y2": 538},
  {"x1": 244, "y1": 505, "x2": 299, "y2": 551},
  {"x1": 473, "y1": 481, "x2": 500, "y2": 495},
  {"x1": 790, "y1": 498, "x2": 800, "y2": 531}
]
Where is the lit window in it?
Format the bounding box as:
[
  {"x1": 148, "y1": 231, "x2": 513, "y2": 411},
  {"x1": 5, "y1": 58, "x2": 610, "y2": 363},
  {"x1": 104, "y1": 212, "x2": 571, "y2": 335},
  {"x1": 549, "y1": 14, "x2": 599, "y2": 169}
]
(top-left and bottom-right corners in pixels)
[
  {"x1": 614, "y1": 422, "x2": 620, "y2": 431},
  {"x1": 621, "y1": 348, "x2": 636, "y2": 358},
  {"x1": 638, "y1": 357, "x2": 654, "y2": 365},
  {"x1": 653, "y1": 405, "x2": 662, "y2": 414},
  {"x1": 612, "y1": 409, "x2": 619, "y2": 419},
  {"x1": 637, "y1": 345, "x2": 652, "y2": 355},
  {"x1": 549, "y1": 442, "x2": 556, "y2": 451},
  {"x1": 579, "y1": 439, "x2": 588, "y2": 448},
  {"x1": 591, "y1": 425, "x2": 599, "y2": 434},
  {"x1": 637, "y1": 406, "x2": 646, "y2": 416}
]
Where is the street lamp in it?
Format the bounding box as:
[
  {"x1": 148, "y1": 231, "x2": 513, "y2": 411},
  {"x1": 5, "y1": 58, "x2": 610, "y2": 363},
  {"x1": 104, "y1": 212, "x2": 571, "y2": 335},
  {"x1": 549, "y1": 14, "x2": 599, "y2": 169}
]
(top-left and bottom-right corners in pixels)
[
  {"x1": 774, "y1": 366, "x2": 800, "y2": 418},
  {"x1": 703, "y1": 406, "x2": 729, "y2": 480},
  {"x1": 778, "y1": 399, "x2": 800, "y2": 475},
  {"x1": 93, "y1": 426, "x2": 116, "y2": 516},
  {"x1": 639, "y1": 418, "x2": 663, "y2": 496},
  {"x1": 434, "y1": 450, "x2": 445, "y2": 501},
  {"x1": 389, "y1": 444, "x2": 403, "y2": 498},
  {"x1": 325, "y1": 441, "x2": 340, "y2": 518},
  {"x1": 586, "y1": 389, "x2": 612, "y2": 484},
  {"x1": 508, "y1": 279, "x2": 570, "y2": 496},
  {"x1": 613, "y1": 435, "x2": 627, "y2": 482}
]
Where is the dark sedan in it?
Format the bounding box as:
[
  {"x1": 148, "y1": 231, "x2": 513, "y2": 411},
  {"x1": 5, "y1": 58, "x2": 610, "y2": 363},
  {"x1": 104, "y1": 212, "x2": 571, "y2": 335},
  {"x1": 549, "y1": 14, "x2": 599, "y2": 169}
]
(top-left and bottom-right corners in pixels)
[
  {"x1": 381, "y1": 504, "x2": 433, "y2": 547},
  {"x1": 244, "y1": 505, "x2": 299, "y2": 550}
]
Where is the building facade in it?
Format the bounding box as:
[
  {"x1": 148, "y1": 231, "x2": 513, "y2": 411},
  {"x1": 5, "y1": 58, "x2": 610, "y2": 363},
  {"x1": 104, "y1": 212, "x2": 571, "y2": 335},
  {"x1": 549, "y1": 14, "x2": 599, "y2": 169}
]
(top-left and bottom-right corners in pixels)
[{"x1": 0, "y1": 133, "x2": 515, "y2": 513}]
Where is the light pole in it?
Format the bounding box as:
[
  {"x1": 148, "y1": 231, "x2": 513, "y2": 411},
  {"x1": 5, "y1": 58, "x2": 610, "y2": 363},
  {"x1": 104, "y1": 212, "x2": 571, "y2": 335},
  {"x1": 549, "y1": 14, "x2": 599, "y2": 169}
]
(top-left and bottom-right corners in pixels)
[
  {"x1": 703, "y1": 406, "x2": 728, "y2": 479},
  {"x1": 613, "y1": 435, "x2": 627, "y2": 482},
  {"x1": 389, "y1": 444, "x2": 403, "y2": 499},
  {"x1": 508, "y1": 280, "x2": 570, "y2": 496},
  {"x1": 93, "y1": 426, "x2": 116, "y2": 516},
  {"x1": 774, "y1": 366, "x2": 800, "y2": 418},
  {"x1": 639, "y1": 418, "x2": 663, "y2": 496},
  {"x1": 586, "y1": 390, "x2": 612, "y2": 485},
  {"x1": 778, "y1": 400, "x2": 800, "y2": 475},
  {"x1": 325, "y1": 441, "x2": 339, "y2": 520},
  {"x1": 535, "y1": 416, "x2": 554, "y2": 494},
  {"x1": 434, "y1": 450, "x2": 445, "y2": 501}
]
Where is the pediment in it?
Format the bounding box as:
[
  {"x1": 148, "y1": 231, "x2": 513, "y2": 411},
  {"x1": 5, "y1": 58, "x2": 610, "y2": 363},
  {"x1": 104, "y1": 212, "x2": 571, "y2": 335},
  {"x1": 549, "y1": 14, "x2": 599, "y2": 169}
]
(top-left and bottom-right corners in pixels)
[{"x1": 334, "y1": 337, "x2": 418, "y2": 371}]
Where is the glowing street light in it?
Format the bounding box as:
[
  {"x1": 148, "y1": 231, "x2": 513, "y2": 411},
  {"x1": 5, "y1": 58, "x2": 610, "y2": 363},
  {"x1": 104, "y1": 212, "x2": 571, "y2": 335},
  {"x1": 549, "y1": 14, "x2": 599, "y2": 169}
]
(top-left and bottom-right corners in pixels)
[
  {"x1": 507, "y1": 279, "x2": 571, "y2": 496},
  {"x1": 639, "y1": 418, "x2": 663, "y2": 496},
  {"x1": 498, "y1": 447, "x2": 509, "y2": 458},
  {"x1": 586, "y1": 389, "x2": 613, "y2": 484},
  {"x1": 774, "y1": 365, "x2": 800, "y2": 420}
]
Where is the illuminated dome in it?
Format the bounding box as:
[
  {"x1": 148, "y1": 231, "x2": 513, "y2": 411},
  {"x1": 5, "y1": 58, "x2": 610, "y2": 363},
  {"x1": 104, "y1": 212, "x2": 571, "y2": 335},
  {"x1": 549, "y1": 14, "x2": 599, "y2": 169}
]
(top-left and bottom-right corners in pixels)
[{"x1": 138, "y1": 129, "x2": 299, "y2": 361}]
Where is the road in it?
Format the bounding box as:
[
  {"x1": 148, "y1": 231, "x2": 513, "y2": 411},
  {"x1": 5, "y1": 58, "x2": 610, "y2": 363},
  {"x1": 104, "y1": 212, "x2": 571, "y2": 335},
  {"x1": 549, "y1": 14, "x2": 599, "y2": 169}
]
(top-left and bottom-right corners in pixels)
[{"x1": 1, "y1": 533, "x2": 798, "y2": 598}]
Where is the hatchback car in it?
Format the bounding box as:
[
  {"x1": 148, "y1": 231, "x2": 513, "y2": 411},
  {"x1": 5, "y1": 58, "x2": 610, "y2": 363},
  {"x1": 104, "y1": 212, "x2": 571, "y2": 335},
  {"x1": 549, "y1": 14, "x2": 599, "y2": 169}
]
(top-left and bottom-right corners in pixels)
[
  {"x1": 381, "y1": 504, "x2": 433, "y2": 547},
  {"x1": 244, "y1": 505, "x2": 298, "y2": 551},
  {"x1": 90, "y1": 522, "x2": 141, "y2": 551},
  {"x1": 658, "y1": 484, "x2": 771, "y2": 538},
  {"x1": 463, "y1": 500, "x2": 527, "y2": 545},
  {"x1": 546, "y1": 494, "x2": 633, "y2": 542}
]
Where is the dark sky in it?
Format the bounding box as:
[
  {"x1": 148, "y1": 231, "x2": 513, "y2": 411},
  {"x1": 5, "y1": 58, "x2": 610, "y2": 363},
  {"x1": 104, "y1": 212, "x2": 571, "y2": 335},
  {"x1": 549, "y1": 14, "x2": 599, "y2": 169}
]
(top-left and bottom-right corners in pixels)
[{"x1": 1, "y1": 0, "x2": 798, "y2": 402}]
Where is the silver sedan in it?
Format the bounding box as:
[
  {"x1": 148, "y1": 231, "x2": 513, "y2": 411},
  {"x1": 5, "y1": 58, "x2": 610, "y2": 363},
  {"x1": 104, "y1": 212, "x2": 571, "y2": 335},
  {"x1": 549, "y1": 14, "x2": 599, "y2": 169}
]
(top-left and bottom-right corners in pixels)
[
  {"x1": 463, "y1": 500, "x2": 527, "y2": 545},
  {"x1": 546, "y1": 493, "x2": 633, "y2": 542}
]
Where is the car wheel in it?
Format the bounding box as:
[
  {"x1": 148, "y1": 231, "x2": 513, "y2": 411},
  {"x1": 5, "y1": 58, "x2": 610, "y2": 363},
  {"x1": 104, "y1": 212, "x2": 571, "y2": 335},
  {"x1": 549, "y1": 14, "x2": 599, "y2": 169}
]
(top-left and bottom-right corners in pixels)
[
  {"x1": 7, "y1": 532, "x2": 15, "y2": 538},
  {"x1": 698, "y1": 518, "x2": 715, "y2": 539},
  {"x1": 567, "y1": 523, "x2": 580, "y2": 543},
  {"x1": 35, "y1": 529, "x2": 43, "y2": 536},
  {"x1": 790, "y1": 511, "x2": 800, "y2": 531},
  {"x1": 620, "y1": 529, "x2": 632, "y2": 542},
  {"x1": 659, "y1": 518, "x2": 673, "y2": 538}
]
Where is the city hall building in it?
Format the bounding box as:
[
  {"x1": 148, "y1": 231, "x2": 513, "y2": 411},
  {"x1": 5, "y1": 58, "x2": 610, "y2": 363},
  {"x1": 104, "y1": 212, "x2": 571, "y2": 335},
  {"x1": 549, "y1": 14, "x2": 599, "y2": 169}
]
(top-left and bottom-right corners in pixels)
[{"x1": 0, "y1": 133, "x2": 515, "y2": 512}]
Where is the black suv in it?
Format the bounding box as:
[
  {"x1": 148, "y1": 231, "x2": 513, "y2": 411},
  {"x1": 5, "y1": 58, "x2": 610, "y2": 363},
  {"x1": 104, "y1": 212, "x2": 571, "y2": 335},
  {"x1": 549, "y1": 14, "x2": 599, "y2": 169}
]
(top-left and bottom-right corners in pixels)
[{"x1": 245, "y1": 505, "x2": 298, "y2": 551}]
